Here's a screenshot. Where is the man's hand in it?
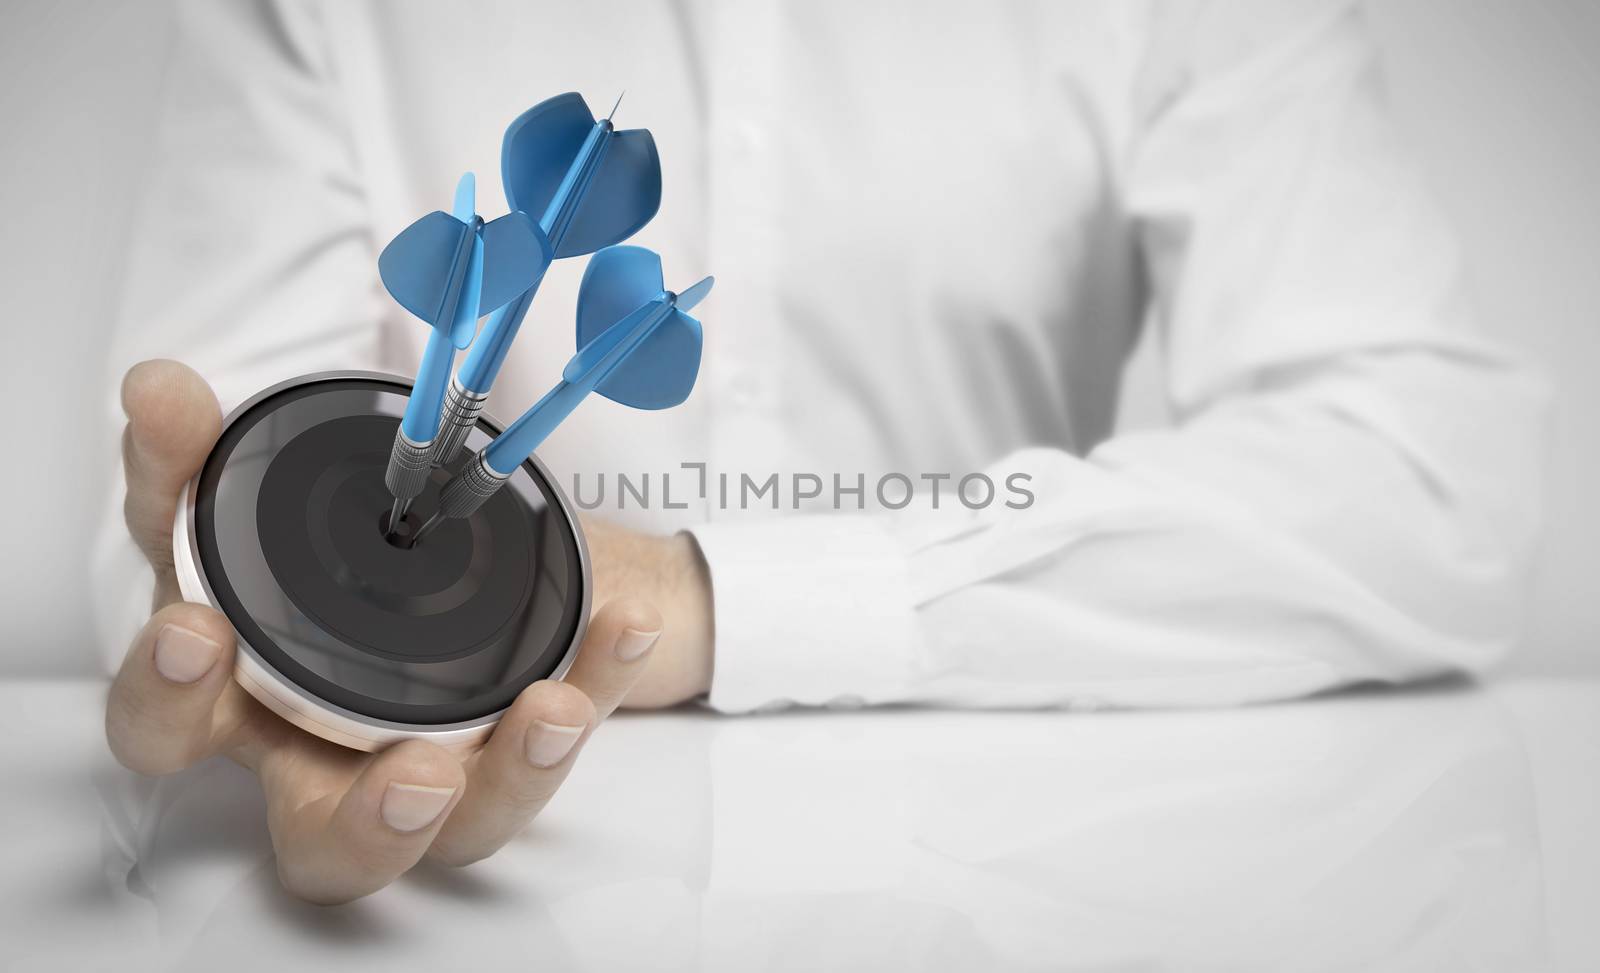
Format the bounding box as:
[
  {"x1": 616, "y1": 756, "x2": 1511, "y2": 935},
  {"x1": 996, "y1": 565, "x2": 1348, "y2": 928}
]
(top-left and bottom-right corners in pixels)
[
  {"x1": 581, "y1": 517, "x2": 715, "y2": 708},
  {"x1": 107, "y1": 359, "x2": 664, "y2": 904}
]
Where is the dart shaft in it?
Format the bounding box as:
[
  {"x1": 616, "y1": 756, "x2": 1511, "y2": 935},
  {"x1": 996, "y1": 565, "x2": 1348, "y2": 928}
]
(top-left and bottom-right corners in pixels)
[
  {"x1": 451, "y1": 116, "x2": 609, "y2": 402},
  {"x1": 541, "y1": 120, "x2": 611, "y2": 244},
  {"x1": 422, "y1": 301, "x2": 668, "y2": 536},
  {"x1": 483, "y1": 380, "x2": 583, "y2": 475},
  {"x1": 455, "y1": 285, "x2": 537, "y2": 394},
  {"x1": 400, "y1": 326, "x2": 456, "y2": 442},
  {"x1": 483, "y1": 298, "x2": 675, "y2": 476},
  {"x1": 384, "y1": 327, "x2": 451, "y2": 523},
  {"x1": 439, "y1": 118, "x2": 613, "y2": 455},
  {"x1": 418, "y1": 368, "x2": 592, "y2": 539}
]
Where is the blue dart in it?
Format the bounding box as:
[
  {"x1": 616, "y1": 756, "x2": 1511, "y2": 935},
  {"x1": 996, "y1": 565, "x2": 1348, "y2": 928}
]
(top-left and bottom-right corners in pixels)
[
  {"x1": 380, "y1": 172, "x2": 552, "y2": 532},
  {"x1": 430, "y1": 91, "x2": 663, "y2": 468},
  {"x1": 411, "y1": 246, "x2": 709, "y2": 544}
]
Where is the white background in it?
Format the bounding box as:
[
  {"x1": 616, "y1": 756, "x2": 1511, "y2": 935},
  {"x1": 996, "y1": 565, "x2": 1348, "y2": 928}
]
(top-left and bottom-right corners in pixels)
[{"x1": 0, "y1": 0, "x2": 1594, "y2": 676}]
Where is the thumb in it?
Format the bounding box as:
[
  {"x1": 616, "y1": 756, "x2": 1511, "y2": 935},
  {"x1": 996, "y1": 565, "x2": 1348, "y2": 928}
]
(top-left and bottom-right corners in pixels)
[{"x1": 121, "y1": 359, "x2": 222, "y2": 603}]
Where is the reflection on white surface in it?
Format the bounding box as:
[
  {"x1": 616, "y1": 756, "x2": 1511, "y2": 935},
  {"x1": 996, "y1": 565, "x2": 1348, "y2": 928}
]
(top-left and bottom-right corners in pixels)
[{"x1": 4, "y1": 679, "x2": 1598, "y2": 971}]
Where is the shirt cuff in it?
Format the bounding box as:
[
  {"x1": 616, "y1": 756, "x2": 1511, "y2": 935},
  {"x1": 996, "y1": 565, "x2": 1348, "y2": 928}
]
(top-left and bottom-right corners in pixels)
[{"x1": 687, "y1": 514, "x2": 919, "y2": 713}]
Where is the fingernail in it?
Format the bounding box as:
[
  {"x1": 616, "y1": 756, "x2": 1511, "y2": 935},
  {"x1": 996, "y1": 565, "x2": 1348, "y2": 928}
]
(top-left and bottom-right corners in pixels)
[
  {"x1": 525, "y1": 720, "x2": 584, "y2": 768},
  {"x1": 154, "y1": 624, "x2": 222, "y2": 684},
  {"x1": 615, "y1": 627, "x2": 660, "y2": 662},
  {"x1": 380, "y1": 782, "x2": 456, "y2": 833}
]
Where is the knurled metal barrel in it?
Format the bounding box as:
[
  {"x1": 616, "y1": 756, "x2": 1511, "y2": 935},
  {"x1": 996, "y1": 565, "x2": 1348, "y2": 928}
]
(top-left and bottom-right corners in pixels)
[
  {"x1": 384, "y1": 429, "x2": 433, "y2": 502},
  {"x1": 436, "y1": 452, "x2": 511, "y2": 521},
  {"x1": 431, "y1": 377, "x2": 488, "y2": 468}
]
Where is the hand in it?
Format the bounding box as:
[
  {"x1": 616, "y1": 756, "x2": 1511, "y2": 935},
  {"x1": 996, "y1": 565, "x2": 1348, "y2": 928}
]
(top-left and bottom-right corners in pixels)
[
  {"x1": 581, "y1": 519, "x2": 715, "y2": 709},
  {"x1": 106, "y1": 359, "x2": 665, "y2": 904}
]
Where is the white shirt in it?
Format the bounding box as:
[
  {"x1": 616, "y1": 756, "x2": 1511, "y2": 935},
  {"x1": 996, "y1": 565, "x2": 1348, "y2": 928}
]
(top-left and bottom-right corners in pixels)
[{"x1": 99, "y1": 0, "x2": 1547, "y2": 712}]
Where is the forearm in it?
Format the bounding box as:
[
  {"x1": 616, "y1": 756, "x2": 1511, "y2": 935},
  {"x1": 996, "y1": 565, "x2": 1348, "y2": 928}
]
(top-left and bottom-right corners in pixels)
[{"x1": 676, "y1": 348, "x2": 1544, "y2": 713}]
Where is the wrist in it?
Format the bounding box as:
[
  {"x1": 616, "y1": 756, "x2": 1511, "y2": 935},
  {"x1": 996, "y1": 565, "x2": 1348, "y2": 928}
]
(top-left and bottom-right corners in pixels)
[
  {"x1": 581, "y1": 516, "x2": 714, "y2": 707},
  {"x1": 665, "y1": 531, "x2": 714, "y2": 697}
]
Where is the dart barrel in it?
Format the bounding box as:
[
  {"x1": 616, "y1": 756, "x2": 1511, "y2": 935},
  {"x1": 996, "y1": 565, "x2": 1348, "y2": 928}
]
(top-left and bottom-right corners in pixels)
[
  {"x1": 432, "y1": 376, "x2": 489, "y2": 468},
  {"x1": 436, "y1": 452, "x2": 511, "y2": 522},
  {"x1": 384, "y1": 427, "x2": 434, "y2": 505}
]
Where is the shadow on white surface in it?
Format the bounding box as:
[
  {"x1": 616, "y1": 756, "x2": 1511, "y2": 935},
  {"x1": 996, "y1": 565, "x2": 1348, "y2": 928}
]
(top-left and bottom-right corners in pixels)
[{"x1": 5, "y1": 678, "x2": 1587, "y2": 971}]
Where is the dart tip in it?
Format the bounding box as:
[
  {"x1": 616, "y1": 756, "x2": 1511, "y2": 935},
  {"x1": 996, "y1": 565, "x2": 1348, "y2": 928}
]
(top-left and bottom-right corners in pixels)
[
  {"x1": 387, "y1": 497, "x2": 412, "y2": 536},
  {"x1": 411, "y1": 512, "x2": 445, "y2": 547},
  {"x1": 606, "y1": 90, "x2": 626, "y2": 122}
]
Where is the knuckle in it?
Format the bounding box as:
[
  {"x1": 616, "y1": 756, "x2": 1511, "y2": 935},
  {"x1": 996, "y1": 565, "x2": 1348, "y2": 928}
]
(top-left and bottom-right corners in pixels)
[
  {"x1": 485, "y1": 757, "x2": 565, "y2": 818},
  {"x1": 518, "y1": 680, "x2": 596, "y2": 726},
  {"x1": 604, "y1": 597, "x2": 663, "y2": 634},
  {"x1": 379, "y1": 740, "x2": 467, "y2": 790},
  {"x1": 150, "y1": 601, "x2": 233, "y2": 643}
]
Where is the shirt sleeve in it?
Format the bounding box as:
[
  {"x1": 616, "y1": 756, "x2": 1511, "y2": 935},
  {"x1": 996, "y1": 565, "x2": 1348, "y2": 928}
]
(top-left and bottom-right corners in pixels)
[
  {"x1": 92, "y1": 0, "x2": 380, "y2": 673},
  {"x1": 691, "y1": 0, "x2": 1548, "y2": 712}
]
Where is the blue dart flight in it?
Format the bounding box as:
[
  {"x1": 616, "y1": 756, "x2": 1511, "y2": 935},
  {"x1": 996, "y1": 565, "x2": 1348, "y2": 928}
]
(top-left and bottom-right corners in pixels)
[
  {"x1": 412, "y1": 246, "x2": 709, "y2": 544},
  {"x1": 429, "y1": 91, "x2": 662, "y2": 468},
  {"x1": 380, "y1": 171, "x2": 552, "y2": 531}
]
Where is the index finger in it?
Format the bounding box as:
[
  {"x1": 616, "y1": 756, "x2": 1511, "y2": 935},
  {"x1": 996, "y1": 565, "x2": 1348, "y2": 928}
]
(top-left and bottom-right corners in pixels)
[{"x1": 121, "y1": 359, "x2": 221, "y2": 607}]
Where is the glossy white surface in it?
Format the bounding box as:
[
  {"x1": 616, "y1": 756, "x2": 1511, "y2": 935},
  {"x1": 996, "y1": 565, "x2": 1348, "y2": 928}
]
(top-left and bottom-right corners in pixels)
[{"x1": 2, "y1": 677, "x2": 1597, "y2": 972}]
